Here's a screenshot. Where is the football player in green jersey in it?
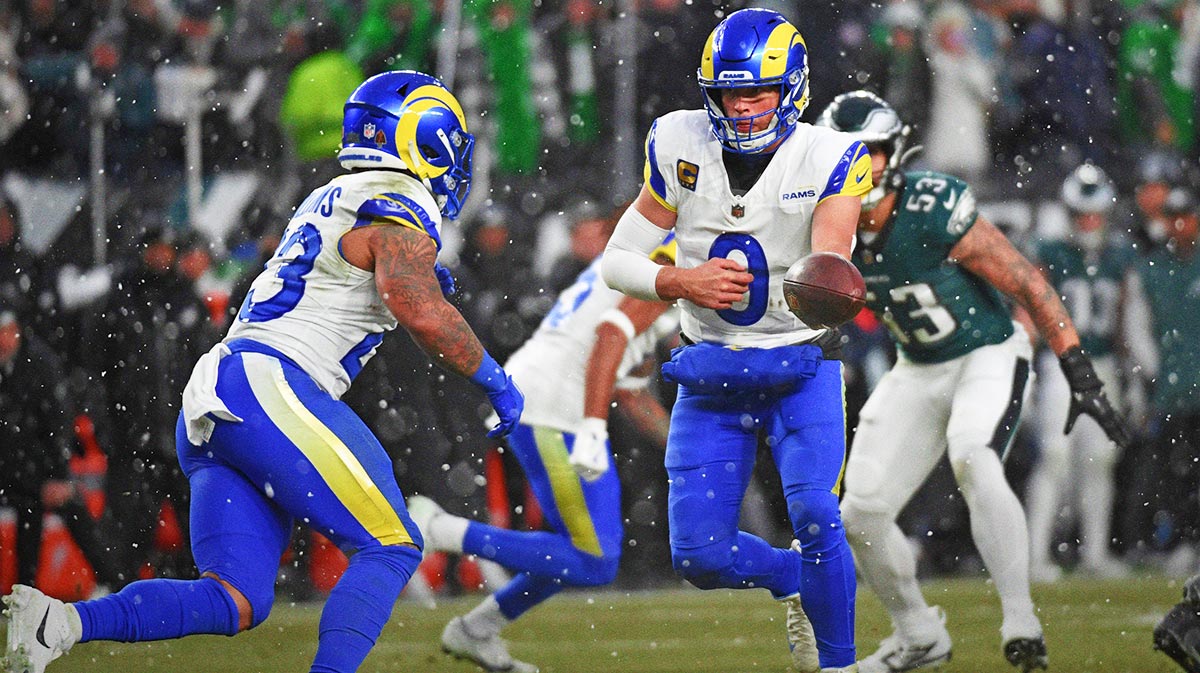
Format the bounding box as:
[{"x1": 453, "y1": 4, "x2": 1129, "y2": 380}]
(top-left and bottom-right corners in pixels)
[
  {"x1": 816, "y1": 91, "x2": 1130, "y2": 673},
  {"x1": 1024, "y1": 164, "x2": 1135, "y2": 584}
]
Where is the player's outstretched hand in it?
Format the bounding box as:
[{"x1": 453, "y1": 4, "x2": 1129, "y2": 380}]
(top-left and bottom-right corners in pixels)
[
  {"x1": 680, "y1": 257, "x2": 754, "y2": 310},
  {"x1": 485, "y1": 375, "x2": 524, "y2": 438},
  {"x1": 1059, "y1": 347, "x2": 1133, "y2": 450},
  {"x1": 569, "y1": 418, "x2": 610, "y2": 482},
  {"x1": 433, "y1": 262, "x2": 457, "y2": 297}
]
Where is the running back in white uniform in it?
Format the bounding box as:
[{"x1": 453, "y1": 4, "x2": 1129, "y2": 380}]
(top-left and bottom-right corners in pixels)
[
  {"x1": 506, "y1": 256, "x2": 680, "y2": 431},
  {"x1": 644, "y1": 110, "x2": 870, "y2": 347},
  {"x1": 228, "y1": 170, "x2": 443, "y2": 398}
]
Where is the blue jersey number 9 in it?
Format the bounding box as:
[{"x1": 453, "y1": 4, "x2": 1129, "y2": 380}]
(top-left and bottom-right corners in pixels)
[
  {"x1": 708, "y1": 233, "x2": 768, "y2": 326},
  {"x1": 238, "y1": 223, "x2": 322, "y2": 323}
]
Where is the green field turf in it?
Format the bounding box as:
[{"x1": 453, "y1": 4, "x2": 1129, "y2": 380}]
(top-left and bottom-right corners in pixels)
[{"x1": 5, "y1": 574, "x2": 1189, "y2": 673}]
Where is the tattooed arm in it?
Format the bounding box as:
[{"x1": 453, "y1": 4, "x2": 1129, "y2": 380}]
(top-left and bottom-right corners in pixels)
[
  {"x1": 341, "y1": 224, "x2": 484, "y2": 378},
  {"x1": 948, "y1": 216, "x2": 1080, "y2": 356}
]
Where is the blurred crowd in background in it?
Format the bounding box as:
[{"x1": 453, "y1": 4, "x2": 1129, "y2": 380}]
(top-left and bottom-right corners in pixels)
[{"x1": 1, "y1": 0, "x2": 1199, "y2": 601}]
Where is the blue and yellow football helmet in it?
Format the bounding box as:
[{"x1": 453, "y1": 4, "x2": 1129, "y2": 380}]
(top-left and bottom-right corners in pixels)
[
  {"x1": 697, "y1": 8, "x2": 810, "y2": 154},
  {"x1": 339, "y1": 71, "x2": 475, "y2": 219}
]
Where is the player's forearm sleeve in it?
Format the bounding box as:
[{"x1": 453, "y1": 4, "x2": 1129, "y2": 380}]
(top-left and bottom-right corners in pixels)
[{"x1": 602, "y1": 206, "x2": 668, "y2": 300}]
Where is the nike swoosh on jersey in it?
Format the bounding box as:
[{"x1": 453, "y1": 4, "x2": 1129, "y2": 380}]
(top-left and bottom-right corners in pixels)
[
  {"x1": 855, "y1": 170, "x2": 869, "y2": 183},
  {"x1": 943, "y1": 191, "x2": 957, "y2": 209},
  {"x1": 36, "y1": 606, "x2": 51, "y2": 648}
]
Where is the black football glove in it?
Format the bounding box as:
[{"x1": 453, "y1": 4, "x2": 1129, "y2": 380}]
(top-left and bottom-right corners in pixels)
[{"x1": 1059, "y1": 346, "x2": 1132, "y2": 450}]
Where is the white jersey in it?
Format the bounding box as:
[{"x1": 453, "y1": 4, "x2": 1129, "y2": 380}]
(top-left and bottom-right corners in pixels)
[
  {"x1": 506, "y1": 257, "x2": 679, "y2": 432},
  {"x1": 644, "y1": 110, "x2": 871, "y2": 348},
  {"x1": 226, "y1": 170, "x2": 444, "y2": 398}
]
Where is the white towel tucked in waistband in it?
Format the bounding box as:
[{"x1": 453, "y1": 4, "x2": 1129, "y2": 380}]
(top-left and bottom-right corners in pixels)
[{"x1": 181, "y1": 342, "x2": 244, "y2": 446}]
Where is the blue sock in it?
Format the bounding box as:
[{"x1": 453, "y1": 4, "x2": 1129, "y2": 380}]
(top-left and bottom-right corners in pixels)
[
  {"x1": 75, "y1": 577, "x2": 238, "y2": 643},
  {"x1": 793, "y1": 493, "x2": 856, "y2": 668},
  {"x1": 310, "y1": 544, "x2": 421, "y2": 673},
  {"x1": 462, "y1": 522, "x2": 611, "y2": 584},
  {"x1": 800, "y1": 537, "x2": 856, "y2": 667},
  {"x1": 493, "y1": 573, "x2": 564, "y2": 620}
]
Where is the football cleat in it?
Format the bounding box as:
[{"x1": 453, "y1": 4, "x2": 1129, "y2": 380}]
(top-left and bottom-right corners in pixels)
[
  {"x1": 784, "y1": 540, "x2": 820, "y2": 673},
  {"x1": 1003, "y1": 636, "x2": 1048, "y2": 672},
  {"x1": 858, "y1": 607, "x2": 952, "y2": 673},
  {"x1": 2, "y1": 585, "x2": 80, "y2": 673},
  {"x1": 1076, "y1": 556, "x2": 1131, "y2": 580},
  {"x1": 1154, "y1": 601, "x2": 1200, "y2": 673},
  {"x1": 441, "y1": 616, "x2": 538, "y2": 673},
  {"x1": 821, "y1": 665, "x2": 859, "y2": 673},
  {"x1": 1028, "y1": 562, "x2": 1063, "y2": 585},
  {"x1": 407, "y1": 495, "x2": 463, "y2": 554}
]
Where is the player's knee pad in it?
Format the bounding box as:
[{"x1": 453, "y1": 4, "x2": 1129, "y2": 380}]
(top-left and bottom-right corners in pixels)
[
  {"x1": 787, "y1": 489, "x2": 847, "y2": 557},
  {"x1": 842, "y1": 453, "x2": 890, "y2": 509},
  {"x1": 670, "y1": 542, "x2": 734, "y2": 590},
  {"x1": 839, "y1": 499, "x2": 893, "y2": 552},
  {"x1": 368, "y1": 541, "x2": 424, "y2": 575},
  {"x1": 946, "y1": 439, "x2": 1004, "y2": 487}
]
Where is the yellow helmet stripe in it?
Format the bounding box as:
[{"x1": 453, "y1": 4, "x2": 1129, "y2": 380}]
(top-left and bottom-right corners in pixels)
[
  {"x1": 699, "y1": 30, "x2": 717, "y2": 81},
  {"x1": 761, "y1": 23, "x2": 799, "y2": 79},
  {"x1": 408, "y1": 84, "x2": 467, "y2": 129},
  {"x1": 396, "y1": 99, "x2": 453, "y2": 179}
]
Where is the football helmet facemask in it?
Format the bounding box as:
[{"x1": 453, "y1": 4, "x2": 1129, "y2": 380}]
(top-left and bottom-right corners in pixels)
[
  {"x1": 1062, "y1": 163, "x2": 1116, "y2": 215},
  {"x1": 815, "y1": 90, "x2": 918, "y2": 208},
  {"x1": 339, "y1": 70, "x2": 475, "y2": 219},
  {"x1": 697, "y1": 8, "x2": 809, "y2": 154}
]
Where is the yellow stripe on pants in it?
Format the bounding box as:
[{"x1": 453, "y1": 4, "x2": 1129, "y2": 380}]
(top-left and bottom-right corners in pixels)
[
  {"x1": 532, "y1": 426, "x2": 603, "y2": 556},
  {"x1": 243, "y1": 353, "x2": 412, "y2": 546}
]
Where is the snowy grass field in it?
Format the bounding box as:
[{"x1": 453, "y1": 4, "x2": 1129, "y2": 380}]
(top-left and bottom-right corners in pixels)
[{"x1": 6, "y1": 574, "x2": 1187, "y2": 673}]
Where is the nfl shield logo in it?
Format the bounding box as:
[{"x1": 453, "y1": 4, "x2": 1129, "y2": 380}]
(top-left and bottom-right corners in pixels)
[
  {"x1": 731, "y1": 204, "x2": 745, "y2": 218},
  {"x1": 363, "y1": 122, "x2": 376, "y2": 138}
]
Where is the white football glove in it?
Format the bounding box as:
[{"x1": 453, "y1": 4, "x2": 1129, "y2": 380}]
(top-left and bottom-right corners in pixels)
[{"x1": 569, "y1": 417, "x2": 610, "y2": 482}]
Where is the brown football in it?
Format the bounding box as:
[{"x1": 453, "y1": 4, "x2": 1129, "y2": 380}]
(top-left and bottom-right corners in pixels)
[{"x1": 782, "y1": 252, "x2": 866, "y2": 329}]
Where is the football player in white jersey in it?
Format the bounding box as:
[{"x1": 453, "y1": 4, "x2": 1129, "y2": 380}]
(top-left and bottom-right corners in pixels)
[
  {"x1": 1025, "y1": 164, "x2": 1133, "y2": 583},
  {"x1": 602, "y1": 9, "x2": 872, "y2": 673},
  {"x1": 408, "y1": 234, "x2": 679, "y2": 673},
  {"x1": 1, "y1": 71, "x2": 524, "y2": 673}
]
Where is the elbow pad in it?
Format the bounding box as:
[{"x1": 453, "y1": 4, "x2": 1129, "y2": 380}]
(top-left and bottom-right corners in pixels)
[{"x1": 601, "y1": 206, "x2": 669, "y2": 300}]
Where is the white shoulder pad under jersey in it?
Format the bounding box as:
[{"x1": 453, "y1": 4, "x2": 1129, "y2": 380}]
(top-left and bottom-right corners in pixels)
[
  {"x1": 226, "y1": 170, "x2": 443, "y2": 398},
  {"x1": 643, "y1": 110, "x2": 871, "y2": 348}
]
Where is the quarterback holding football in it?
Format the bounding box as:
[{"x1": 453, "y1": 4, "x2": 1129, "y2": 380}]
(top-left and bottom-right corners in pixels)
[{"x1": 603, "y1": 8, "x2": 872, "y2": 672}]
